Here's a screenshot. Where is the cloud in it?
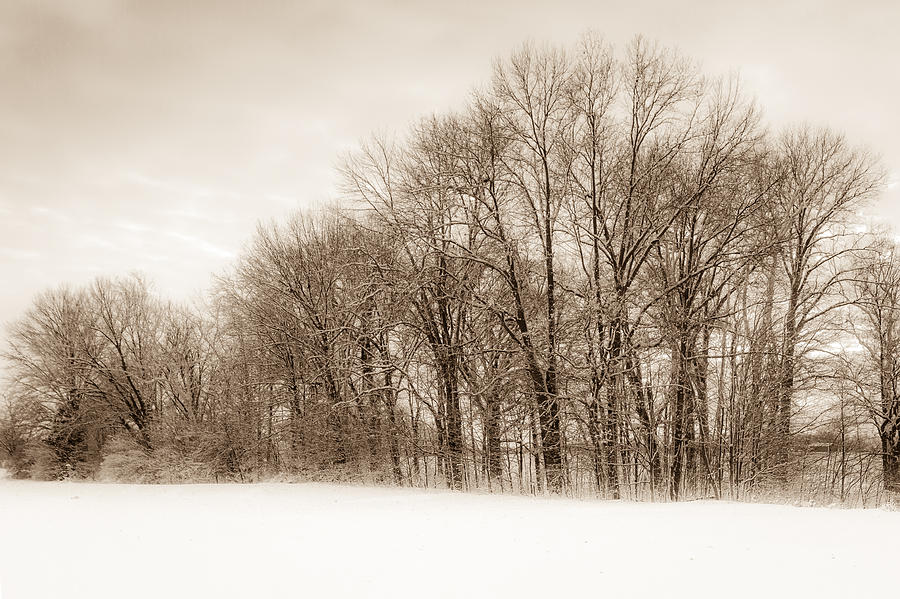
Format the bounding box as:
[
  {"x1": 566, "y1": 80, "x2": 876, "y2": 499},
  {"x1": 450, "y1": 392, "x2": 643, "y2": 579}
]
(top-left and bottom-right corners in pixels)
[
  {"x1": 115, "y1": 221, "x2": 154, "y2": 233},
  {"x1": 28, "y1": 205, "x2": 72, "y2": 222},
  {"x1": 160, "y1": 207, "x2": 240, "y2": 225},
  {"x1": 165, "y1": 231, "x2": 235, "y2": 259},
  {"x1": 0, "y1": 247, "x2": 40, "y2": 259},
  {"x1": 77, "y1": 234, "x2": 116, "y2": 250}
]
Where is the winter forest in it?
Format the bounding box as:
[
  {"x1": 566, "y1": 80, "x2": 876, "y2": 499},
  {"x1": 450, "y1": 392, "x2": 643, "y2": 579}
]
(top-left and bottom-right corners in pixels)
[{"x1": 4, "y1": 33, "x2": 899, "y2": 506}]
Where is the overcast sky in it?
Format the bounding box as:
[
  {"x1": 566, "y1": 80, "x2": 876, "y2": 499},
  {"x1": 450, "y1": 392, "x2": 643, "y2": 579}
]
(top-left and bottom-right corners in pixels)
[{"x1": 1, "y1": 0, "x2": 898, "y2": 338}]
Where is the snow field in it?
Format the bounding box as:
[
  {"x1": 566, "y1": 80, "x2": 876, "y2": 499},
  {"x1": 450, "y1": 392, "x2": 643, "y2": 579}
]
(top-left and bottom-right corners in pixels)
[{"x1": 1, "y1": 479, "x2": 897, "y2": 598}]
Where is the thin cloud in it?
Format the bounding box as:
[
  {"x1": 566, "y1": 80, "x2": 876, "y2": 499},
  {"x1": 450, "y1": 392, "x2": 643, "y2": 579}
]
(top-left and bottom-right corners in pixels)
[
  {"x1": 160, "y1": 207, "x2": 240, "y2": 225},
  {"x1": 0, "y1": 247, "x2": 40, "y2": 259},
  {"x1": 165, "y1": 231, "x2": 235, "y2": 259},
  {"x1": 115, "y1": 221, "x2": 155, "y2": 233},
  {"x1": 28, "y1": 205, "x2": 71, "y2": 222}
]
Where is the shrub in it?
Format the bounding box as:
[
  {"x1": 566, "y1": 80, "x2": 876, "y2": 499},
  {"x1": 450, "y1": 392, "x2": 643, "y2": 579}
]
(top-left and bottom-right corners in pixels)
[{"x1": 98, "y1": 434, "x2": 216, "y2": 484}]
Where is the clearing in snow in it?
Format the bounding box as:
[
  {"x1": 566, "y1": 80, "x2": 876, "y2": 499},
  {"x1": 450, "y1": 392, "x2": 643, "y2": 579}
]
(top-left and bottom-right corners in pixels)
[{"x1": 0, "y1": 477, "x2": 897, "y2": 598}]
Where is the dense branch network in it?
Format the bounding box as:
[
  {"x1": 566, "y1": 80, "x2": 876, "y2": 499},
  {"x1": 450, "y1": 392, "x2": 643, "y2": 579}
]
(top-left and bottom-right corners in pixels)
[{"x1": 0, "y1": 34, "x2": 893, "y2": 502}]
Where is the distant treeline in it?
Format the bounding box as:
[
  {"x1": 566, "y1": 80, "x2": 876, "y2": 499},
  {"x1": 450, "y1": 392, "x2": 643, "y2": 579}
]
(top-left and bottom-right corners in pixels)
[{"x1": 2, "y1": 35, "x2": 898, "y2": 503}]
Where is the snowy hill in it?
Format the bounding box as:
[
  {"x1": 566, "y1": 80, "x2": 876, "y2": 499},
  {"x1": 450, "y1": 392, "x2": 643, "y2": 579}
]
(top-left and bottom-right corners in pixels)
[{"x1": 0, "y1": 479, "x2": 897, "y2": 598}]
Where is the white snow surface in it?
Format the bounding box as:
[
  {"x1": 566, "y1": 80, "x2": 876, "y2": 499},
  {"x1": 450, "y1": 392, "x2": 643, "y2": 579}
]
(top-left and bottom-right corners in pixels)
[{"x1": 1, "y1": 475, "x2": 897, "y2": 598}]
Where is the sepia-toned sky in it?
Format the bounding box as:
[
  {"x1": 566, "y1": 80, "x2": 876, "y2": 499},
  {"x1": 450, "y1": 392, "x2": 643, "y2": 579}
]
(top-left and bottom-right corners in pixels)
[{"x1": 1, "y1": 0, "x2": 898, "y2": 339}]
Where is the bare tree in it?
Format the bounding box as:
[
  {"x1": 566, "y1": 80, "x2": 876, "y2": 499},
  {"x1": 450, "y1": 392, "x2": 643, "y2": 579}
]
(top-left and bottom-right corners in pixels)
[
  {"x1": 848, "y1": 235, "x2": 900, "y2": 491},
  {"x1": 773, "y1": 128, "x2": 882, "y2": 460}
]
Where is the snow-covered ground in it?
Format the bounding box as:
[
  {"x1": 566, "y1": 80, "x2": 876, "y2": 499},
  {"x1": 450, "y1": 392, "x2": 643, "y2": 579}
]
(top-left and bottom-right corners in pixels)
[{"x1": 1, "y1": 475, "x2": 897, "y2": 599}]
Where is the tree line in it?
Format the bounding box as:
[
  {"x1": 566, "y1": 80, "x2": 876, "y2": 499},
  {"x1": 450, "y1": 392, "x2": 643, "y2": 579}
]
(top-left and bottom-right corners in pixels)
[{"x1": 2, "y1": 35, "x2": 897, "y2": 502}]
